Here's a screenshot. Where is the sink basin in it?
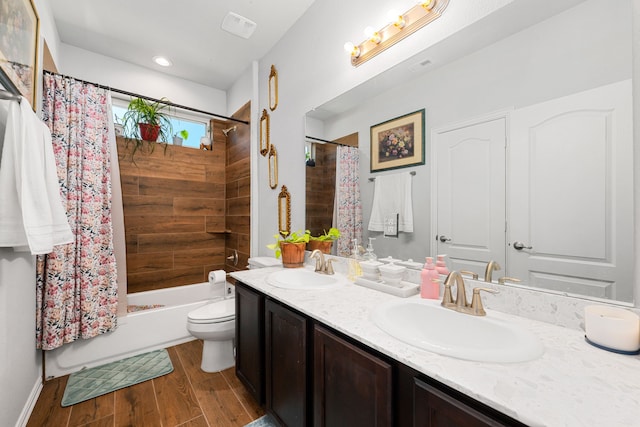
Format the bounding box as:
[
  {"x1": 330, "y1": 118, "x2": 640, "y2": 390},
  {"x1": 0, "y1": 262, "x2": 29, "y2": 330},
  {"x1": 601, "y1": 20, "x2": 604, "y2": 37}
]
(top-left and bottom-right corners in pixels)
[
  {"x1": 372, "y1": 299, "x2": 544, "y2": 363},
  {"x1": 266, "y1": 268, "x2": 345, "y2": 290}
]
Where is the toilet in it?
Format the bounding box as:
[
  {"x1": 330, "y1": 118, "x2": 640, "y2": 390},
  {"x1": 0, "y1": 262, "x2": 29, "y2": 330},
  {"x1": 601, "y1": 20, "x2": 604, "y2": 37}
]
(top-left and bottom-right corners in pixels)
[{"x1": 187, "y1": 298, "x2": 236, "y2": 372}]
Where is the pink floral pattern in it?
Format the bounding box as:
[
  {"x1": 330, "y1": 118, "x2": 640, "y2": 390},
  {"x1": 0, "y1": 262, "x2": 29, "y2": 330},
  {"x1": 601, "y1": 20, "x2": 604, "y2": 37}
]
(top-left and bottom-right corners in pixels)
[
  {"x1": 36, "y1": 74, "x2": 118, "y2": 350},
  {"x1": 335, "y1": 146, "x2": 363, "y2": 257}
]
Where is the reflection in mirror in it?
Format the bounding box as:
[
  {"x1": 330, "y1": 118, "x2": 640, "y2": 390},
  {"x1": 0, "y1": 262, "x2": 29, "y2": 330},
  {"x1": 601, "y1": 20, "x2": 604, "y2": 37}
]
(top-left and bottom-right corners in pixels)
[
  {"x1": 278, "y1": 185, "x2": 291, "y2": 238},
  {"x1": 304, "y1": 0, "x2": 635, "y2": 303},
  {"x1": 268, "y1": 65, "x2": 278, "y2": 111},
  {"x1": 260, "y1": 109, "x2": 270, "y2": 156},
  {"x1": 268, "y1": 145, "x2": 278, "y2": 189}
]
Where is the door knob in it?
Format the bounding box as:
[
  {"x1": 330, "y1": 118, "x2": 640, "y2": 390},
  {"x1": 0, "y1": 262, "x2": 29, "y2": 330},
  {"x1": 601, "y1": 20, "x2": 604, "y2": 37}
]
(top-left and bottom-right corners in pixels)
[
  {"x1": 513, "y1": 241, "x2": 533, "y2": 250},
  {"x1": 439, "y1": 235, "x2": 452, "y2": 243}
]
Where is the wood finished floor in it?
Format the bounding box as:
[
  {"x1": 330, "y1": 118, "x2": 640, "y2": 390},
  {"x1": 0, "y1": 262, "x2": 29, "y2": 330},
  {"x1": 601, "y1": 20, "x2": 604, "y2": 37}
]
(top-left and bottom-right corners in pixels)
[{"x1": 27, "y1": 340, "x2": 265, "y2": 427}]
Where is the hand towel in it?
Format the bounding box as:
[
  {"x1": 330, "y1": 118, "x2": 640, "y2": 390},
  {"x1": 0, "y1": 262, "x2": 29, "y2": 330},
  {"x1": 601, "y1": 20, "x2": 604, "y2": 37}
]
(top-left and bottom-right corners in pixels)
[
  {"x1": 0, "y1": 97, "x2": 73, "y2": 254},
  {"x1": 368, "y1": 172, "x2": 414, "y2": 233}
]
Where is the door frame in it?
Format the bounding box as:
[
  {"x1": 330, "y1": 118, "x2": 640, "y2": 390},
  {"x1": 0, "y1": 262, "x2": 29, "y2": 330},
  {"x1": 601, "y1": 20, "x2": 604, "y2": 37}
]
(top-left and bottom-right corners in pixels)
[{"x1": 430, "y1": 108, "x2": 512, "y2": 257}]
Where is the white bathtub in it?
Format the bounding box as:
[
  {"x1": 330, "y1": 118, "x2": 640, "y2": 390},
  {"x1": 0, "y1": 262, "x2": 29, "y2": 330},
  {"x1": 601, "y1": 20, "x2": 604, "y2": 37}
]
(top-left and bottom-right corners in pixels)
[{"x1": 45, "y1": 281, "x2": 232, "y2": 379}]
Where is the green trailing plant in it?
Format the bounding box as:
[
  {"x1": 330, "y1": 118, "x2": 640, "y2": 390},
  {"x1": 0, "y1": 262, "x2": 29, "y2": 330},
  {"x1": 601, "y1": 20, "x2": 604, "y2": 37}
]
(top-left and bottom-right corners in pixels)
[
  {"x1": 310, "y1": 227, "x2": 341, "y2": 242},
  {"x1": 121, "y1": 97, "x2": 173, "y2": 157},
  {"x1": 267, "y1": 229, "x2": 311, "y2": 258}
]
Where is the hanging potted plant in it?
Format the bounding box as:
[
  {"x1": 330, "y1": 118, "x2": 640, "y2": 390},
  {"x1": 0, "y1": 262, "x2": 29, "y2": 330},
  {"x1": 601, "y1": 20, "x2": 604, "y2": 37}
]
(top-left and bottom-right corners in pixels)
[
  {"x1": 307, "y1": 228, "x2": 340, "y2": 254},
  {"x1": 121, "y1": 97, "x2": 173, "y2": 154},
  {"x1": 267, "y1": 230, "x2": 311, "y2": 268}
]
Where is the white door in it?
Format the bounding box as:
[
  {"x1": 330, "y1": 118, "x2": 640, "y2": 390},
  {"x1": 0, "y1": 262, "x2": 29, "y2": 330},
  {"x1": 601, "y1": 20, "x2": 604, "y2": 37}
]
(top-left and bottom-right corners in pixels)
[
  {"x1": 435, "y1": 117, "x2": 506, "y2": 276},
  {"x1": 509, "y1": 80, "x2": 633, "y2": 301}
]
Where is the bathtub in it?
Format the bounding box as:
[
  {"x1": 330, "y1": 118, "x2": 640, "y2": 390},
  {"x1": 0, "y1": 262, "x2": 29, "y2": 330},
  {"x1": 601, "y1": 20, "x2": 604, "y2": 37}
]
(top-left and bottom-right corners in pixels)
[{"x1": 44, "y1": 281, "x2": 232, "y2": 379}]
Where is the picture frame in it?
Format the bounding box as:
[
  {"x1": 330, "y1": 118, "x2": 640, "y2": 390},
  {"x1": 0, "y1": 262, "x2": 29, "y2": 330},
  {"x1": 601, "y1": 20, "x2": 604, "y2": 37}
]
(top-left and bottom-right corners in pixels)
[
  {"x1": 370, "y1": 109, "x2": 425, "y2": 172},
  {"x1": 0, "y1": 0, "x2": 39, "y2": 110}
]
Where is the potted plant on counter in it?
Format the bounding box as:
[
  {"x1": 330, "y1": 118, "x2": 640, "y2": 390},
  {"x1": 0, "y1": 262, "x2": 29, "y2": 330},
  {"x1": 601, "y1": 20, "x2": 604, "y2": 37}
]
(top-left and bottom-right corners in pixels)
[
  {"x1": 121, "y1": 97, "x2": 173, "y2": 154},
  {"x1": 173, "y1": 129, "x2": 189, "y2": 146},
  {"x1": 307, "y1": 227, "x2": 340, "y2": 254},
  {"x1": 267, "y1": 230, "x2": 311, "y2": 268}
]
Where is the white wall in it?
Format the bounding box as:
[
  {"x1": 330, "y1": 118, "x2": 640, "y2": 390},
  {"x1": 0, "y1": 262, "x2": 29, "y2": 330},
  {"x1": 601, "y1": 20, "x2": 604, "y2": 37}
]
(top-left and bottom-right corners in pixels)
[
  {"x1": 59, "y1": 44, "x2": 227, "y2": 115},
  {"x1": 320, "y1": 0, "x2": 631, "y2": 260},
  {"x1": 254, "y1": 0, "x2": 519, "y2": 257}
]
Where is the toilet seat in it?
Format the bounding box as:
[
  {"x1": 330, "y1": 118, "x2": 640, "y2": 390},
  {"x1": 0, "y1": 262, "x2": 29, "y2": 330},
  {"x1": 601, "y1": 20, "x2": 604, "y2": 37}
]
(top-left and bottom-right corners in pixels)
[{"x1": 188, "y1": 299, "x2": 235, "y2": 324}]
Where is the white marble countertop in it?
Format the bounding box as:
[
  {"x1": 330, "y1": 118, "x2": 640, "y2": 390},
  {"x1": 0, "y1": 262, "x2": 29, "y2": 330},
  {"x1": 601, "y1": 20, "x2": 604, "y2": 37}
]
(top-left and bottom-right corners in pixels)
[{"x1": 231, "y1": 266, "x2": 640, "y2": 427}]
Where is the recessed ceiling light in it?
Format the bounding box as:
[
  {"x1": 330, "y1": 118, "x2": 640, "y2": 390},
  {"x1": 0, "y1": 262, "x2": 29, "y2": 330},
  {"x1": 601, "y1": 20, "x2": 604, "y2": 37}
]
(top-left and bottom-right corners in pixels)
[
  {"x1": 153, "y1": 56, "x2": 172, "y2": 67},
  {"x1": 221, "y1": 12, "x2": 257, "y2": 39}
]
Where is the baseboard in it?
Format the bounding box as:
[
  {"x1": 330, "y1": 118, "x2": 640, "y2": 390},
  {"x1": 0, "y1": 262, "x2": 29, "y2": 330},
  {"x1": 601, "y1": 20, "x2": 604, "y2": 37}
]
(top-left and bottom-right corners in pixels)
[{"x1": 15, "y1": 378, "x2": 42, "y2": 427}]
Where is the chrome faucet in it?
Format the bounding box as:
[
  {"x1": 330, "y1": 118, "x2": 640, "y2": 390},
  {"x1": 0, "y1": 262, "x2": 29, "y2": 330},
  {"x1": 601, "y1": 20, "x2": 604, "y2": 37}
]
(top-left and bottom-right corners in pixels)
[
  {"x1": 484, "y1": 261, "x2": 501, "y2": 282},
  {"x1": 441, "y1": 271, "x2": 498, "y2": 316},
  {"x1": 310, "y1": 249, "x2": 335, "y2": 275}
]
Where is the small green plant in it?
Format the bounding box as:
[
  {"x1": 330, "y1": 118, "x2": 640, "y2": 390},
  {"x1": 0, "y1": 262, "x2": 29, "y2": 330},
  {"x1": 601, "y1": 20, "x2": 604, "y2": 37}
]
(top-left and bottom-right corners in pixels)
[
  {"x1": 310, "y1": 227, "x2": 341, "y2": 242},
  {"x1": 267, "y1": 229, "x2": 311, "y2": 258},
  {"x1": 178, "y1": 129, "x2": 189, "y2": 140}
]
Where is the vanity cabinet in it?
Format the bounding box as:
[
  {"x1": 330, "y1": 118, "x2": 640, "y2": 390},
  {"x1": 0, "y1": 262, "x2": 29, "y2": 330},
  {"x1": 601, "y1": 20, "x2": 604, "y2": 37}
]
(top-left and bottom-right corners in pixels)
[
  {"x1": 235, "y1": 283, "x2": 265, "y2": 404},
  {"x1": 265, "y1": 299, "x2": 310, "y2": 426},
  {"x1": 314, "y1": 325, "x2": 392, "y2": 427}
]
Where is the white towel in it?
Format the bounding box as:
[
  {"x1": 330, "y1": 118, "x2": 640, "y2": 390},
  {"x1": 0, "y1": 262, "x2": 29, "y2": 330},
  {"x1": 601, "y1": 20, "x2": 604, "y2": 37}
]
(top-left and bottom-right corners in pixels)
[
  {"x1": 368, "y1": 172, "x2": 414, "y2": 233},
  {"x1": 0, "y1": 97, "x2": 73, "y2": 254}
]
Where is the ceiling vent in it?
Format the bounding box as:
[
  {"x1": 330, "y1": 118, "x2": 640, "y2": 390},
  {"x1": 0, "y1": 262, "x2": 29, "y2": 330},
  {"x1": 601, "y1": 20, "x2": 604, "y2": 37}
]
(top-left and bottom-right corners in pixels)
[{"x1": 221, "y1": 12, "x2": 257, "y2": 39}]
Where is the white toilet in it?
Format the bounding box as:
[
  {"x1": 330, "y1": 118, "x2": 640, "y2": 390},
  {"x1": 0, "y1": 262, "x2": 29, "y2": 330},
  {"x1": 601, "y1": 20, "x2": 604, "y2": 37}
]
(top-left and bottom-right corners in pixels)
[{"x1": 187, "y1": 298, "x2": 236, "y2": 372}]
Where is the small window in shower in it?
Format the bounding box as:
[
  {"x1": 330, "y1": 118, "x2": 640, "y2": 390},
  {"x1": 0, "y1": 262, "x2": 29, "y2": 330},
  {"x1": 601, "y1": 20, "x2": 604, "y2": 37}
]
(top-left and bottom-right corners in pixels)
[{"x1": 111, "y1": 97, "x2": 208, "y2": 149}]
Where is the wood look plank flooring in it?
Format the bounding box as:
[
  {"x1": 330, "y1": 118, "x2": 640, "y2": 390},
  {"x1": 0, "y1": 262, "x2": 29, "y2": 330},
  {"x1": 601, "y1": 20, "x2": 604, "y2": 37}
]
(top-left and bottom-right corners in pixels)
[{"x1": 27, "y1": 340, "x2": 264, "y2": 427}]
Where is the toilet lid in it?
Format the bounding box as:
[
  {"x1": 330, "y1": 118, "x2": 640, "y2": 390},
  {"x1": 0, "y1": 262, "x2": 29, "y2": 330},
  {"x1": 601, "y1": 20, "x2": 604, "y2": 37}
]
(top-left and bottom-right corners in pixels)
[{"x1": 188, "y1": 299, "x2": 235, "y2": 324}]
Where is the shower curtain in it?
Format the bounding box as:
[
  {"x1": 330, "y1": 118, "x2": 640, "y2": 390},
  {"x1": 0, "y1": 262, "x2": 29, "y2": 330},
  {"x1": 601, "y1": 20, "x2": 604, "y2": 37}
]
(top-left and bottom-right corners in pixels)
[
  {"x1": 36, "y1": 74, "x2": 118, "y2": 350},
  {"x1": 333, "y1": 146, "x2": 363, "y2": 257}
]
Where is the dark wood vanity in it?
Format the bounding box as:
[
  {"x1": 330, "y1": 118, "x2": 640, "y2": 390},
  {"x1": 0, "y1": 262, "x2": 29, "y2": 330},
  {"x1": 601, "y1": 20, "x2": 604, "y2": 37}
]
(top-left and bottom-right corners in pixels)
[{"x1": 235, "y1": 281, "x2": 527, "y2": 427}]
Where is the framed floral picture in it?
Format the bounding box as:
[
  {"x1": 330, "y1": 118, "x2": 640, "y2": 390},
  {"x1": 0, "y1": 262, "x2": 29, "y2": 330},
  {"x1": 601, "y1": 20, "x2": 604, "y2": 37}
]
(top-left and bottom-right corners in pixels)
[
  {"x1": 370, "y1": 109, "x2": 425, "y2": 172},
  {"x1": 0, "y1": 0, "x2": 39, "y2": 109}
]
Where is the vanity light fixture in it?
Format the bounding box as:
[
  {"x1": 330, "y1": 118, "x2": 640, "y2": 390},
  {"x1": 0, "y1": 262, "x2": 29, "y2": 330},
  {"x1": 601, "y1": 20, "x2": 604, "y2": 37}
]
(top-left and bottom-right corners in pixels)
[
  {"x1": 152, "y1": 56, "x2": 172, "y2": 67},
  {"x1": 345, "y1": 0, "x2": 449, "y2": 67}
]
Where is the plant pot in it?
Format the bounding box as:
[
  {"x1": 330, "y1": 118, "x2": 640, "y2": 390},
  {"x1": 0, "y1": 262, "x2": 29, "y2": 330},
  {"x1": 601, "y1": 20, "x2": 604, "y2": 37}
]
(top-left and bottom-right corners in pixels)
[
  {"x1": 139, "y1": 123, "x2": 160, "y2": 141},
  {"x1": 280, "y1": 242, "x2": 306, "y2": 268},
  {"x1": 173, "y1": 136, "x2": 183, "y2": 146},
  {"x1": 307, "y1": 240, "x2": 333, "y2": 254}
]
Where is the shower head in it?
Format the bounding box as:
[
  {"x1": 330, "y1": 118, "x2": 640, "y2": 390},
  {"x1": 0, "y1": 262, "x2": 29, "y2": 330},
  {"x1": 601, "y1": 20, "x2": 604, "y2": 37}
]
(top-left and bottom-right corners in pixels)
[{"x1": 222, "y1": 125, "x2": 237, "y2": 136}]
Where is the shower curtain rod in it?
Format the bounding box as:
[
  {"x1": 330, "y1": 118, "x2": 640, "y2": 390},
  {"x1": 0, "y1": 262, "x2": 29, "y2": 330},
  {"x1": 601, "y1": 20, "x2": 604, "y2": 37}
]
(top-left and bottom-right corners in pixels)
[
  {"x1": 305, "y1": 135, "x2": 352, "y2": 147},
  {"x1": 43, "y1": 71, "x2": 249, "y2": 125}
]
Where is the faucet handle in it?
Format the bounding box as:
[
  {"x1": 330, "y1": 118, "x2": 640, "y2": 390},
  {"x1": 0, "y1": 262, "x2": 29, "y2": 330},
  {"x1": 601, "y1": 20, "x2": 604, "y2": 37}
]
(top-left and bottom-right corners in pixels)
[
  {"x1": 325, "y1": 258, "x2": 338, "y2": 275},
  {"x1": 441, "y1": 282, "x2": 455, "y2": 307},
  {"x1": 498, "y1": 276, "x2": 521, "y2": 285},
  {"x1": 460, "y1": 270, "x2": 479, "y2": 280},
  {"x1": 470, "y1": 287, "x2": 499, "y2": 316}
]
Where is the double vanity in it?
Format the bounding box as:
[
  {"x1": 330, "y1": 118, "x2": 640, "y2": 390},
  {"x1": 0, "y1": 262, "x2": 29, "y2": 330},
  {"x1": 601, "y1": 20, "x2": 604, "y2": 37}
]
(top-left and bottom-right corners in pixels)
[{"x1": 231, "y1": 264, "x2": 640, "y2": 426}]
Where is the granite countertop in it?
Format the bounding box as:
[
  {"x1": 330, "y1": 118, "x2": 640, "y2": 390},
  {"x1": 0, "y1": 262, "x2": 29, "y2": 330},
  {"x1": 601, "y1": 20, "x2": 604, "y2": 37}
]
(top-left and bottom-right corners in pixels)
[{"x1": 231, "y1": 266, "x2": 640, "y2": 427}]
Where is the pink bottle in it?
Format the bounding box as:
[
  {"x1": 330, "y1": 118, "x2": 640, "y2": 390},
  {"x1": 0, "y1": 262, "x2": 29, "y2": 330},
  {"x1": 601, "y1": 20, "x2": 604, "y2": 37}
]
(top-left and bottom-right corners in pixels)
[
  {"x1": 436, "y1": 254, "x2": 449, "y2": 275},
  {"x1": 420, "y1": 257, "x2": 440, "y2": 299}
]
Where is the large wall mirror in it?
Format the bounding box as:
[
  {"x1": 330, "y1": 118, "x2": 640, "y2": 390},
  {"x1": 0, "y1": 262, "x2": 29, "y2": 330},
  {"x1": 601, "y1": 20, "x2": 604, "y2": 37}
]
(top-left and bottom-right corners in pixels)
[{"x1": 305, "y1": 0, "x2": 636, "y2": 303}]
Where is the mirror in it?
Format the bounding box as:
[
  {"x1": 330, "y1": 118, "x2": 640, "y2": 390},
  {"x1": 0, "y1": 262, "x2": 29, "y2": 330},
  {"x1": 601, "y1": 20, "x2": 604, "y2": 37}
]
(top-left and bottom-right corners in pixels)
[
  {"x1": 278, "y1": 185, "x2": 291, "y2": 237},
  {"x1": 305, "y1": 0, "x2": 634, "y2": 302},
  {"x1": 269, "y1": 65, "x2": 278, "y2": 111},
  {"x1": 260, "y1": 109, "x2": 270, "y2": 156},
  {"x1": 268, "y1": 145, "x2": 278, "y2": 189}
]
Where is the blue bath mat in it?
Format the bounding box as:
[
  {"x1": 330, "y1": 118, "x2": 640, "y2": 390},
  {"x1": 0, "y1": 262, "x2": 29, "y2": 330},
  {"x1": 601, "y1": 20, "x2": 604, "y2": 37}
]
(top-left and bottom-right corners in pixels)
[
  {"x1": 245, "y1": 414, "x2": 278, "y2": 427},
  {"x1": 61, "y1": 349, "x2": 173, "y2": 407}
]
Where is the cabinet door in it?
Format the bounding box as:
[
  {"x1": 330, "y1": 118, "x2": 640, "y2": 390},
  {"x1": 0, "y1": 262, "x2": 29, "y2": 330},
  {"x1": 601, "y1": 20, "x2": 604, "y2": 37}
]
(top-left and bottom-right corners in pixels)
[
  {"x1": 265, "y1": 299, "x2": 309, "y2": 427},
  {"x1": 414, "y1": 378, "x2": 517, "y2": 427},
  {"x1": 314, "y1": 325, "x2": 392, "y2": 427},
  {"x1": 235, "y1": 282, "x2": 265, "y2": 404}
]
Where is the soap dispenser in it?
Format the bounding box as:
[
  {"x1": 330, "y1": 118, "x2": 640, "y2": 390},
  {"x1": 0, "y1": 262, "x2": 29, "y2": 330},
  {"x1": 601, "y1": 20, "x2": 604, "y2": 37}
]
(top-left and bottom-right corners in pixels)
[
  {"x1": 347, "y1": 238, "x2": 363, "y2": 281},
  {"x1": 421, "y1": 257, "x2": 440, "y2": 299},
  {"x1": 436, "y1": 254, "x2": 450, "y2": 275},
  {"x1": 362, "y1": 237, "x2": 377, "y2": 262}
]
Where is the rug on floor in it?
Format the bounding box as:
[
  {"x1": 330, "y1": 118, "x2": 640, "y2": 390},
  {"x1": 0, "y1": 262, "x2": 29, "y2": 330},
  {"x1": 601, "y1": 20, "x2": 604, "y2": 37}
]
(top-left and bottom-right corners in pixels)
[
  {"x1": 61, "y1": 348, "x2": 173, "y2": 407},
  {"x1": 244, "y1": 414, "x2": 278, "y2": 427}
]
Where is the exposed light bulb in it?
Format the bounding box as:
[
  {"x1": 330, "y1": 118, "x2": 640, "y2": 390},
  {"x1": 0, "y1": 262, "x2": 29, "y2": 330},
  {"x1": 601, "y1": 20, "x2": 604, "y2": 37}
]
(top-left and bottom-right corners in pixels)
[
  {"x1": 152, "y1": 56, "x2": 172, "y2": 67},
  {"x1": 387, "y1": 9, "x2": 405, "y2": 28},
  {"x1": 363, "y1": 26, "x2": 381, "y2": 44},
  {"x1": 421, "y1": 0, "x2": 435, "y2": 11},
  {"x1": 343, "y1": 42, "x2": 360, "y2": 57}
]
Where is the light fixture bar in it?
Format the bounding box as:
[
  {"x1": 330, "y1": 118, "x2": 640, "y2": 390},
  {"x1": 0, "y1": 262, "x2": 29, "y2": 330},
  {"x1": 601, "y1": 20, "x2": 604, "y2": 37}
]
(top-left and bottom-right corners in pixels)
[{"x1": 349, "y1": 0, "x2": 449, "y2": 67}]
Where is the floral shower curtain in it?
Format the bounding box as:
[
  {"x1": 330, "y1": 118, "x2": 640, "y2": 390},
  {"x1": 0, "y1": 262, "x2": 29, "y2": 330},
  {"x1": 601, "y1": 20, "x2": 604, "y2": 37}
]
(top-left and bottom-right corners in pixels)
[
  {"x1": 333, "y1": 146, "x2": 363, "y2": 257},
  {"x1": 36, "y1": 74, "x2": 118, "y2": 350}
]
